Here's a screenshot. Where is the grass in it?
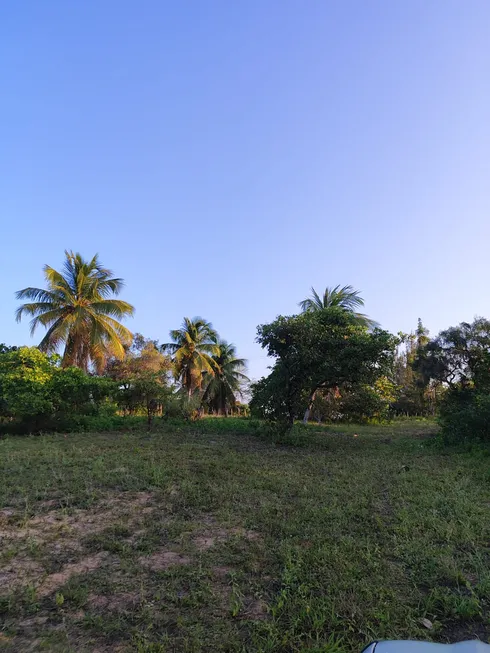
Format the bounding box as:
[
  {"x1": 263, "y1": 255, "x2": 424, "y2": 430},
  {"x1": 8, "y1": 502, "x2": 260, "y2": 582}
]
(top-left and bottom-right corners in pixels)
[{"x1": 0, "y1": 420, "x2": 489, "y2": 652}]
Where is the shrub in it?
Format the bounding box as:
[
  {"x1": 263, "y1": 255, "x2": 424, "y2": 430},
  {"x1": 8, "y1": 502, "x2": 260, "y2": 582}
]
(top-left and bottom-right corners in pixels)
[
  {"x1": 0, "y1": 348, "x2": 118, "y2": 434},
  {"x1": 164, "y1": 393, "x2": 202, "y2": 420},
  {"x1": 0, "y1": 347, "x2": 55, "y2": 432},
  {"x1": 438, "y1": 387, "x2": 490, "y2": 444}
]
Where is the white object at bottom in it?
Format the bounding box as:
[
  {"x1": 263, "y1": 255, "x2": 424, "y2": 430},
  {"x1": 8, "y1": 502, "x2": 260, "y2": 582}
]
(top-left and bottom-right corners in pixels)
[{"x1": 362, "y1": 642, "x2": 490, "y2": 653}]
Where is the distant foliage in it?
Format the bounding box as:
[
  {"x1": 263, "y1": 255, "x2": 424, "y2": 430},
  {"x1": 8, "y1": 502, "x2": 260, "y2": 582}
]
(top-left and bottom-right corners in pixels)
[
  {"x1": 390, "y1": 319, "x2": 441, "y2": 416},
  {"x1": 340, "y1": 377, "x2": 398, "y2": 422},
  {"x1": 418, "y1": 318, "x2": 490, "y2": 443},
  {"x1": 438, "y1": 388, "x2": 490, "y2": 444},
  {"x1": 106, "y1": 334, "x2": 172, "y2": 426},
  {"x1": 201, "y1": 340, "x2": 249, "y2": 415},
  {"x1": 162, "y1": 318, "x2": 218, "y2": 397}
]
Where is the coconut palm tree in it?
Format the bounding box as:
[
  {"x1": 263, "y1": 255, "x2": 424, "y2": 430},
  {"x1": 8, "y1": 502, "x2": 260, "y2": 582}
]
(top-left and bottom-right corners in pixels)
[
  {"x1": 15, "y1": 251, "x2": 134, "y2": 372},
  {"x1": 299, "y1": 285, "x2": 378, "y2": 328},
  {"x1": 162, "y1": 317, "x2": 219, "y2": 396},
  {"x1": 202, "y1": 340, "x2": 249, "y2": 415}
]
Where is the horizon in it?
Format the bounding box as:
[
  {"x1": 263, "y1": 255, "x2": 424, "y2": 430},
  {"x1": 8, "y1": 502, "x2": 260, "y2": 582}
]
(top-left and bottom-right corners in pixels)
[{"x1": 2, "y1": 1, "x2": 490, "y2": 381}]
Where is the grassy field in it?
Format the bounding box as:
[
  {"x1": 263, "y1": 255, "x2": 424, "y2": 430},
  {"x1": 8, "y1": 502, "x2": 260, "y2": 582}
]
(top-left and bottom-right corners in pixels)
[{"x1": 0, "y1": 420, "x2": 489, "y2": 652}]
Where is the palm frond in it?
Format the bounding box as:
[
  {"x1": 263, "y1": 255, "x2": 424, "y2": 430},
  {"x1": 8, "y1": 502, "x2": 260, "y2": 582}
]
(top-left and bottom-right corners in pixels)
[
  {"x1": 28, "y1": 308, "x2": 69, "y2": 336},
  {"x1": 38, "y1": 318, "x2": 70, "y2": 353},
  {"x1": 91, "y1": 299, "x2": 134, "y2": 318},
  {"x1": 299, "y1": 284, "x2": 376, "y2": 327},
  {"x1": 15, "y1": 287, "x2": 59, "y2": 303}
]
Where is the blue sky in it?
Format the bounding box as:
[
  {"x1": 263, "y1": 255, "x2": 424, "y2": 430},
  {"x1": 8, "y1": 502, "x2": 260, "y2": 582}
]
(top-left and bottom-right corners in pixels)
[{"x1": 1, "y1": 1, "x2": 489, "y2": 380}]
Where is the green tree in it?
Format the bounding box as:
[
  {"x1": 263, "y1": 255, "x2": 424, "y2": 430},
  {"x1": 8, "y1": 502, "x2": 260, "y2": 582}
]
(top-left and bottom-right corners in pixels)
[
  {"x1": 202, "y1": 340, "x2": 249, "y2": 415},
  {"x1": 48, "y1": 367, "x2": 116, "y2": 427},
  {"x1": 15, "y1": 250, "x2": 134, "y2": 373},
  {"x1": 250, "y1": 308, "x2": 395, "y2": 429},
  {"x1": 0, "y1": 347, "x2": 56, "y2": 430},
  {"x1": 107, "y1": 334, "x2": 172, "y2": 426},
  {"x1": 415, "y1": 317, "x2": 490, "y2": 389},
  {"x1": 415, "y1": 318, "x2": 490, "y2": 443},
  {"x1": 299, "y1": 285, "x2": 377, "y2": 328},
  {"x1": 0, "y1": 346, "x2": 118, "y2": 434},
  {"x1": 163, "y1": 317, "x2": 218, "y2": 396}
]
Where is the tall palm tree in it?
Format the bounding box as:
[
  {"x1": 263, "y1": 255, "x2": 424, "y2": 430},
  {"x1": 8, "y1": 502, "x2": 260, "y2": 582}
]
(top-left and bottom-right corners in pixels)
[
  {"x1": 162, "y1": 317, "x2": 219, "y2": 396},
  {"x1": 202, "y1": 340, "x2": 249, "y2": 415},
  {"x1": 299, "y1": 285, "x2": 378, "y2": 328},
  {"x1": 15, "y1": 251, "x2": 134, "y2": 372}
]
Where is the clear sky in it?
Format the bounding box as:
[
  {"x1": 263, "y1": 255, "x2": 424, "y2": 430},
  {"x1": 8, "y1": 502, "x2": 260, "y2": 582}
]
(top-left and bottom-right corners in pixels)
[{"x1": 1, "y1": 1, "x2": 489, "y2": 381}]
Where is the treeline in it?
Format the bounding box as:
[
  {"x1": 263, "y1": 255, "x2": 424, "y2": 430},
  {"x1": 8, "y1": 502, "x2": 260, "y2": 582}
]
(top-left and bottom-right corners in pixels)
[
  {"x1": 249, "y1": 303, "x2": 490, "y2": 443},
  {"x1": 2, "y1": 252, "x2": 249, "y2": 433},
  {"x1": 3, "y1": 251, "x2": 490, "y2": 443},
  {"x1": 0, "y1": 331, "x2": 248, "y2": 434}
]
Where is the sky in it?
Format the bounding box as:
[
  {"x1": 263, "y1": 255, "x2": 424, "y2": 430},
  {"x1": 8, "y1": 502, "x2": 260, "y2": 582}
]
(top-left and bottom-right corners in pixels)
[{"x1": 1, "y1": 0, "x2": 490, "y2": 381}]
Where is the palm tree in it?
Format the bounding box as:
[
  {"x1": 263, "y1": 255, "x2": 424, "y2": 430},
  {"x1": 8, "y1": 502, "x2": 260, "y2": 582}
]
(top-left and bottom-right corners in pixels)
[
  {"x1": 162, "y1": 317, "x2": 219, "y2": 396},
  {"x1": 299, "y1": 285, "x2": 378, "y2": 328},
  {"x1": 15, "y1": 251, "x2": 134, "y2": 372},
  {"x1": 202, "y1": 340, "x2": 249, "y2": 415}
]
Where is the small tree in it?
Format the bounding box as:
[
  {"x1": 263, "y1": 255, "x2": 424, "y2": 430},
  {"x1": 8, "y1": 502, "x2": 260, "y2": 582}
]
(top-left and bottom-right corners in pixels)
[
  {"x1": 0, "y1": 347, "x2": 56, "y2": 431},
  {"x1": 106, "y1": 334, "x2": 172, "y2": 426},
  {"x1": 250, "y1": 308, "x2": 396, "y2": 430}
]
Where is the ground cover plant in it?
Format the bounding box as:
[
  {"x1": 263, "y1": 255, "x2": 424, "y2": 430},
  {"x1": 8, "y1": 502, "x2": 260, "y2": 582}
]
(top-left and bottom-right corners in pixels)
[{"x1": 1, "y1": 420, "x2": 489, "y2": 652}]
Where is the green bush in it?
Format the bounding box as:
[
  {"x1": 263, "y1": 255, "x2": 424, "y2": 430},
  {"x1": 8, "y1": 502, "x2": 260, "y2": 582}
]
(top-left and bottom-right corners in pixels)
[
  {"x1": 438, "y1": 388, "x2": 490, "y2": 444},
  {"x1": 340, "y1": 385, "x2": 390, "y2": 423},
  {"x1": 0, "y1": 348, "x2": 118, "y2": 435}
]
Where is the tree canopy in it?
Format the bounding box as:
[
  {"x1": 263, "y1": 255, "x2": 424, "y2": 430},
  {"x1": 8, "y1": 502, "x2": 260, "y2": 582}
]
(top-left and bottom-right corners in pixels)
[
  {"x1": 414, "y1": 317, "x2": 490, "y2": 389},
  {"x1": 162, "y1": 317, "x2": 219, "y2": 396},
  {"x1": 250, "y1": 308, "x2": 396, "y2": 427},
  {"x1": 299, "y1": 285, "x2": 377, "y2": 328},
  {"x1": 15, "y1": 251, "x2": 134, "y2": 373}
]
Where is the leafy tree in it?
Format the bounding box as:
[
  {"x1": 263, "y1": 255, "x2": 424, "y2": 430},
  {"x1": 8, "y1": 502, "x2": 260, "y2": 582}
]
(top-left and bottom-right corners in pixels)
[
  {"x1": 250, "y1": 308, "x2": 396, "y2": 429},
  {"x1": 0, "y1": 347, "x2": 56, "y2": 430},
  {"x1": 415, "y1": 317, "x2": 490, "y2": 443},
  {"x1": 107, "y1": 334, "x2": 172, "y2": 426},
  {"x1": 438, "y1": 387, "x2": 490, "y2": 444},
  {"x1": 15, "y1": 250, "x2": 134, "y2": 373},
  {"x1": 414, "y1": 317, "x2": 490, "y2": 389},
  {"x1": 202, "y1": 340, "x2": 249, "y2": 415},
  {"x1": 162, "y1": 317, "x2": 218, "y2": 396},
  {"x1": 299, "y1": 285, "x2": 377, "y2": 328},
  {"x1": 49, "y1": 367, "x2": 116, "y2": 417},
  {"x1": 0, "y1": 346, "x2": 117, "y2": 433}
]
